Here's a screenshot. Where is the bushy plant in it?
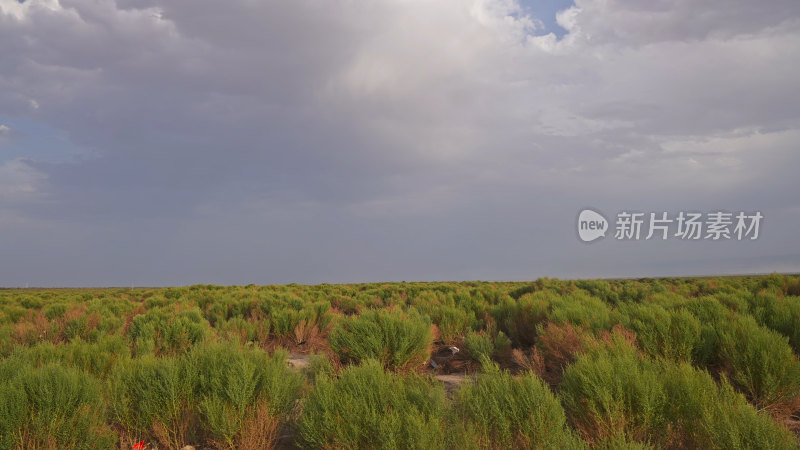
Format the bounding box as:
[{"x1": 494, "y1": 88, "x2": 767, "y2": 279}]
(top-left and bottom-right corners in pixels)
[
  {"x1": 490, "y1": 292, "x2": 549, "y2": 347},
  {"x1": 329, "y1": 309, "x2": 431, "y2": 371},
  {"x1": 191, "y1": 343, "x2": 303, "y2": 450},
  {"x1": 0, "y1": 363, "x2": 115, "y2": 450},
  {"x1": 463, "y1": 330, "x2": 494, "y2": 362},
  {"x1": 614, "y1": 303, "x2": 701, "y2": 362},
  {"x1": 451, "y1": 361, "x2": 584, "y2": 449},
  {"x1": 748, "y1": 290, "x2": 800, "y2": 353},
  {"x1": 662, "y1": 363, "x2": 796, "y2": 449},
  {"x1": 550, "y1": 291, "x2": 612, "y2": 332},
  {"x1": 574, "y1": 279, "x2": 619, "y2": 305},
  {"x1": 7, "y1": 334, "x2": 130, "y2": 378},
  {"x1": 525, "y1": 321, "x2": 588, "y2": 386},
  {"x1": 433, "y1": 305, "x2": 473, "y2": 344},
  {"x1": 298, "y1": 360, "x2": 446, "y2": 449},
  {"x1": 127, "y1": 306, "x2": 211, "y2": 356},
  {"x1": 560, "y1": 334, "x2": 667, "y2": 445},
  {"x1": 718, "y1": 315, "x2": 800, "y2": 408},
  {"x1": 303, "y1": 353, "x2": 336, "y2": 382},
  {"x1": 109, "y1": 354, "x2": 197, "y2": 449}
]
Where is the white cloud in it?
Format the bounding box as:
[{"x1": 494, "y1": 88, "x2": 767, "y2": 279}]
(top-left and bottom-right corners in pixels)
[
  {"x1": 0, "y1": 0, "x2": 797, "y2": 205},
  {"x1": 0, "y1": 158, "x2": 46, "y2": 199}
]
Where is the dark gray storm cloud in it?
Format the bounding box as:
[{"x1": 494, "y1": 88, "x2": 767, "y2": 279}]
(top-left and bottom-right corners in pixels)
[{"x1": 0, "y1": 0, "x2": 798, "y2": 286}]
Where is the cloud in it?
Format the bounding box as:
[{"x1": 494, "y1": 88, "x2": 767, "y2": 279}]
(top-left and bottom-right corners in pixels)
[
  {"x1": 0, "y1": 0, "x2": 798, "y2": 285},
  {"x1": 0, "y1": 158, "x2": 46, "y2": 200}
]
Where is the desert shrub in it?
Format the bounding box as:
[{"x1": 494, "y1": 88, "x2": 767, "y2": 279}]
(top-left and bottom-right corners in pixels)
[
  {"x1": 748, "y1": 291, "x2": 800, "y2": 353},
  {"x1": 524, "y1": 321, "x2": 588, "y2": 386},
  {"x1": 0, "y1": 363, "x2": 115, "y2": 450},
  {"x1": 218, "y1": 316, "x2": 260, "y2": 343},
  {"x1": 681, "y1": 296, "x2": 732, "y2": 365},
  {"x1": 718, "y1": 315, "x2": 800, "y2": 408},
  {"x1": 463, "y1": 330, "x2": 494, "y2": 362},
  {"x1": 643, "y1": 292, "x2": 689, "y2": 310},
  {"x1": 683, "y1": 296, "x2": 730, "y2": 323},
  {"x1": 662, "y1": 363, "x2": 796, "y2": 449},
  {"x1": 269, "y1": 301, "x2": 332, "y2": 344},
  {"x1": 451, "y1": 361, "x2": 584, "y2": 449},
  {"x1": 43, "y1": 302, "x2": 69, "y2": 320},
  {"x1": 0, "y1": 327, "x2": 12, "y2": 357},
  {"x1": 298, "y1": 360, "x2": 446, "y2": 449},
  {"x1": 614, "y1": 304, "x2": 701, "y2": 362},
  {"x1": 127, "y1": 306, "x2": 210, "y2": 356},
  {"x1": 7, "y1": 334, "x2": 130, "y2": 378},
  {"x1": 550, "y1": 291, "x2": 612, "y2": 331},
  {"x1": 19, "y1": 296, "x2": 43, "y2": 309},
  {"x1": 575, "y1": 279, "x2": 620, "y2": 305},
  {"x1": 491, "y1": 292, "x2": 549, "y2": 347},
  {"x1": 493, "y1": 331, "x2": 513, "y2": 361},
  {"x1": 329, "y1": 309, "x2": 431, "y2": 371},
  {"x1": 304, "y1": 353, "x2": 336, "y2": 382},
  {"x1": 561, "y1": 330, "x2": 798, "y2": 448},
  {"x1": 617, "y1": 282, "x2": 648, "y2": 303},
  {"x1": 0, "y1": 383, "x2": 25, "y2": 450},
  {"x1": 109, "y1": 354, "x2": 197, "y2": 449},
  {"x1": 714, "y1": 291, "x2": 751, "y2": 313},
  {"x1": 786, "y1": 277, "x2": 800, "y2": 296},
  {"x1": 560, "y1": 334, "x2": 667, "y2": 445},
  {"x1": 433, "y1": 305, "x2": 473, "y2": 344},
  {"x1": 270, "y1": 308, "x2": 304, "y2": 337},
  {"x1": 0, "y1": 304, "x2": 28, "y2": 324},
  {"x1": 191, "y1": 343, "x2": 303, "y2": 449}
]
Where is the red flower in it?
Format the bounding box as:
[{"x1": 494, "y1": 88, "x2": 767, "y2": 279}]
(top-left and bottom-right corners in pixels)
[{"x1": 133, "y1": 442, "x2": 146, "y2": 450}]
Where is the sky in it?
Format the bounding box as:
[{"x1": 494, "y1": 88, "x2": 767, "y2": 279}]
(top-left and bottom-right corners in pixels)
[{"x1": 0, "y1": 0, "x2": 799, "y2": 287}]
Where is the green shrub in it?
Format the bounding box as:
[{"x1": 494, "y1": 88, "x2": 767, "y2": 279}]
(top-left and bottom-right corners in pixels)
[
  {"x1": 614, "y1": 304, "x2": 701, "y2": 362},
  {"x1": 0, "y1": 364, "x2": 115, "y2": 450},
  {"x1": 575, "y1": 279, "x2": 620, "y2": 305},
  {"x1": 560, "y1": 334, "x2": 667, "y2": 445},
  {"x1": 109, "y1": 354, "x2": 197, "y2": 448},
  {"x1": 491, "y1": 292, "x2": 549, "y2": 347},
  {"x1": 682, "y1": 296, "x2": 732, "y2": 365},
  {"x1": 270, "y1": 308, "x2": 304, "y2": 337},
  {"x1": 298, "y1": 360, "x2": 446, "y2": 449},
  {"x1": 127, "y1": 306, "x2": 210, "y2": 356},
  {"x1": 718, "y1": 315, "x2": 800, "y2": 408},
  {"x1": 451, "y1": 361, "x2": 583, "y2": 449},
  {"x1": 191, "y1": 343, "x2": 303, "y2": 449},
  {"x1": 662, "y1": 363, "x2": 796, "y2": 449},
  {"x1": 560, "y1": 331, "x2": 798, "y2": 448},
  {"x1": 550, "y1": 291, "x2": 612, "y2": 331},
  {"x1": 434, "y1": 305, "x2": 473, "y2": 344},
  {"x1": 463, "y1": 330, "x2": 494, "y2": 362},
  {"x1": 749, "y1": 291, "x2": 800, "y2": 353},
  {"x1": 329, "y1": 309, "x2": 431, "y2": 371},
  {"x1": 0, "y1": 382, "x2": 25, "y2": 450},
  {"x1": 304, "y1": 353, "x2": 336, "y2": 382},
  {"x1": 43, "y1": 302, "x2": 69, "y2": 320},
  {"x1": 7, "y1": 334, "x2": 130, "y2": 378}
]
